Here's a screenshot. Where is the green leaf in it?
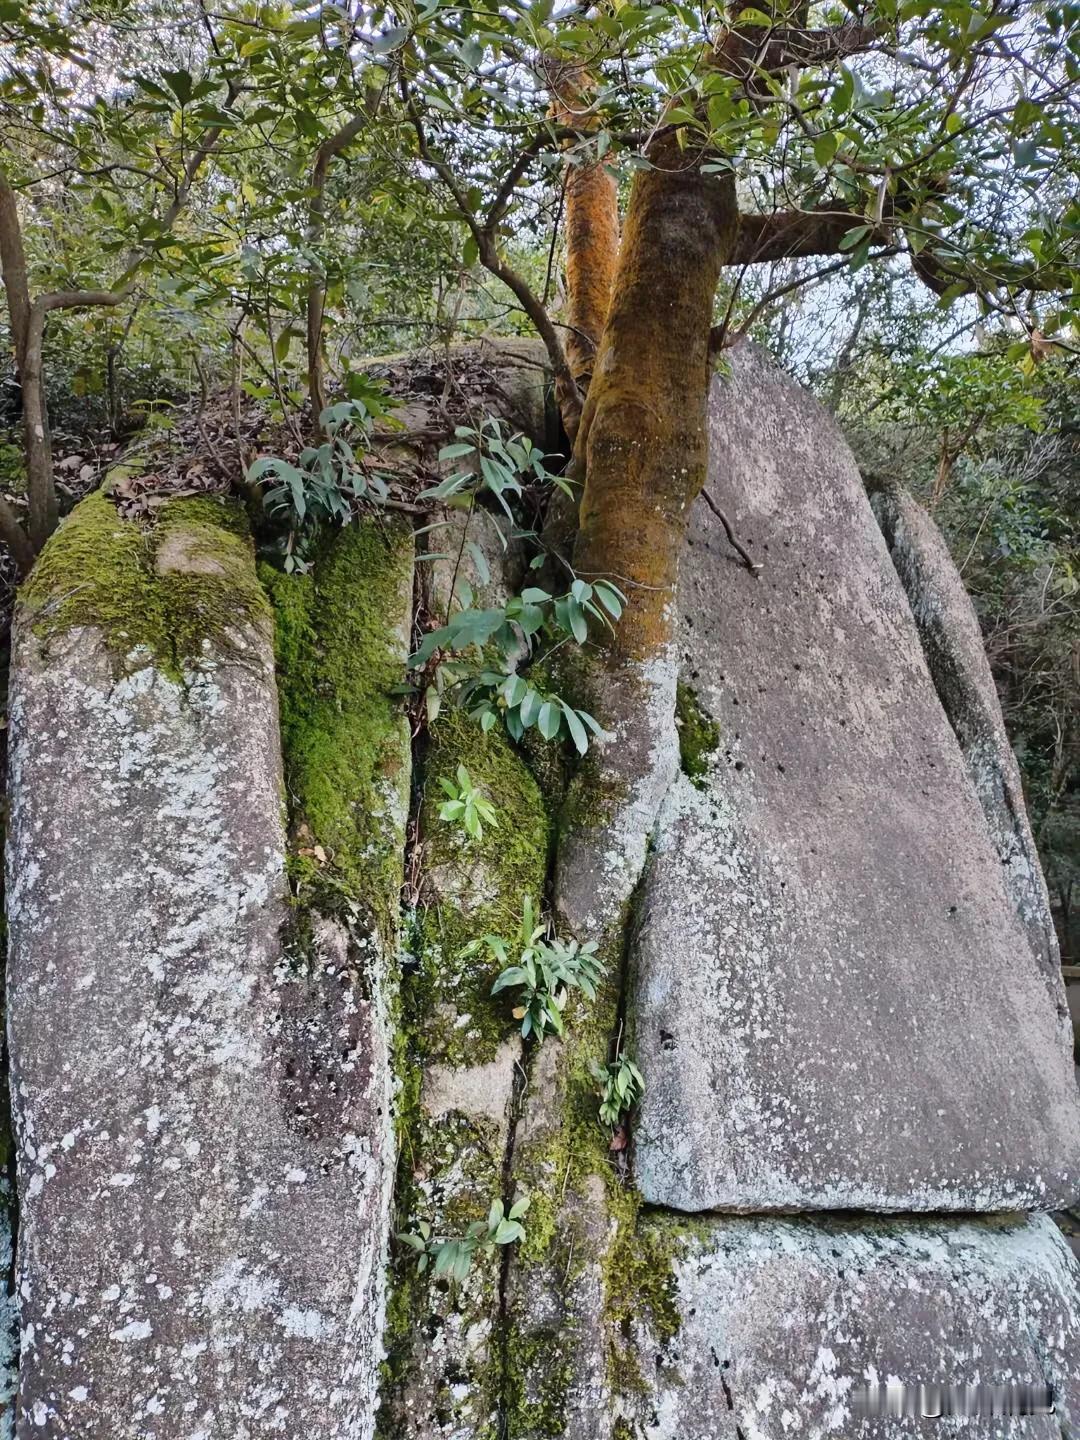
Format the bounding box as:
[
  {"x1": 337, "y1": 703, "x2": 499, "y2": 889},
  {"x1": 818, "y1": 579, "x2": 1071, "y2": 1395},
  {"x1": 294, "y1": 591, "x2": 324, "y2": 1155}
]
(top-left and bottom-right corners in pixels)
[
  {"x1": 813, "y1": 131, "x2": 839, "y2": 168},
  {"x1": 833, "y1": 65, "x2": 854, "y2": 115},
  {"x1": 537, "y1": 701, "x2": 561, "y2": 741},
  {"x1": 162, "y1": 69, "x2": 194, "y2": 106},
  {"x1": 839, "y1": 224, "x2": 872, "y2": 250},
  {"x1": 562, "y1": 704, "x2": 588, "y2": 756},
  {"x1": 519, "y1": 688, "x2": 542, "y2": 727}
]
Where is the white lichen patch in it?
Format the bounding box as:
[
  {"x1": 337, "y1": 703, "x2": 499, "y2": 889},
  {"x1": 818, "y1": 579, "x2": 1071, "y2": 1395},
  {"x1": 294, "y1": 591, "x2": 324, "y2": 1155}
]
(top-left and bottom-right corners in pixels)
[
  {"x1": 628, "y1": 1212, "x2": 1080, "y2": 1440},
  {"x1": 5, "y1": 587, "x2": 396, "y2": 1436}
]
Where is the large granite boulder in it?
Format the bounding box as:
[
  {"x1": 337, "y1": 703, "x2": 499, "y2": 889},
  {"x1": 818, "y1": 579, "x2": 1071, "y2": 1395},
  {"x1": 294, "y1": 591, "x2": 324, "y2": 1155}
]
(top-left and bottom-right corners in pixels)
[
  {"x1": 5, "y1": 496, "x2": 401, "y2": 1437},
  {"x1": 628, "y1": 1212, "x2": 1080, "y2": 1439},
  {"x1": 630, "y1": 344, "x2": 1080, "y2": 1213}
]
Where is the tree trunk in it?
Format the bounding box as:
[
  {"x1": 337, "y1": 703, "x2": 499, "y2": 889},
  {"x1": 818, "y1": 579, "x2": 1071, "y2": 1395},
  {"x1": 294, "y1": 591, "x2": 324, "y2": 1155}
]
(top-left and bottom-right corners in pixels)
[
  {"x1": 547, "y1": 61, "x2": 620, "y2": 390},
  {"x1": 574, "y1": 132, "x2": 738, "y2": 661},
  {"x1": 21, "y1": 302, "x2": 57, "y2": 549}
]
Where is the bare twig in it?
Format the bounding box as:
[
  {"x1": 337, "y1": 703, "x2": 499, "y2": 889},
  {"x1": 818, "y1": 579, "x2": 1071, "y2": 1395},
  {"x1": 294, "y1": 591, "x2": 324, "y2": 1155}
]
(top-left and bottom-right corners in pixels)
[{"x1": 701, "y1": 489, "x2": 761, "y2": 575}]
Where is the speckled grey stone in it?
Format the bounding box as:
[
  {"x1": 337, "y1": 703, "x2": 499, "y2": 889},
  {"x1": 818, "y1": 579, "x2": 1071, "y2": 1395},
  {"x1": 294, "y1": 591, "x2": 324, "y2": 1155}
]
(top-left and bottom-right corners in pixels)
[
  {"x1": 871, "y1": 482, "x2": 1059, "y2": 976},
  {"x1": 6, "y1": 507, "x2": 395, "y2": 1437},
  {"x1": 0, "y1": 1167, "x2": 14, "y2": 1439},
  {"x1": 630, "y1": 344, "x2": 1080, "y2": 1213},
  {"x1": 627, "y1": 1212, "x2": 1080, "y2": 1440}
]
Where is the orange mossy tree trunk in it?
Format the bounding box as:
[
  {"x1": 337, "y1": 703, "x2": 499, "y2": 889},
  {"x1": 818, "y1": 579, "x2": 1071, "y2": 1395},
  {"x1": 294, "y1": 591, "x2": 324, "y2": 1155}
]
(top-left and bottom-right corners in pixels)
[
  {"x1": 503, "y1": 137, "x2": 741, "y2": 1440},
  {"x1": 546, "y1": 59, "x2": 621, "y2": 392},
  {"x1": 553, "y1": 127, "x2": 739, "y2": 938},
  {"x1": 573, "y1": 131, "x2": 737, "y2": 665}
]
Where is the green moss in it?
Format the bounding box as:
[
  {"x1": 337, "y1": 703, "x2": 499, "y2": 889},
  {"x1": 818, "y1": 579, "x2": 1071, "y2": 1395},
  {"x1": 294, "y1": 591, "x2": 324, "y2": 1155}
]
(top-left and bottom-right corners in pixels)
[
  {"x1": 408, "y1": 705, "x2": 551, "y2": 1069},
  {"x1": 504, "y1": 1327, "x2": 574, "y2": 1440},
  {"x1": 606, "y1": 1210, "x2": 684, "y2": 1350},
  {"x1": 675, "y1": 680, "x2": 719, "y2": 787},
  {"x1": 379, "y1": 1103, "x2": 506, "y2": 1439},
  {"x1": 20, "y1": 491, "x2": 269, "y2": 677},
  {"x1": 504, "y1": 893, "x2": 687, "y2": 1434},
  {"x1": 261, "y1": 519, "x2": 413, "y2": 934}
]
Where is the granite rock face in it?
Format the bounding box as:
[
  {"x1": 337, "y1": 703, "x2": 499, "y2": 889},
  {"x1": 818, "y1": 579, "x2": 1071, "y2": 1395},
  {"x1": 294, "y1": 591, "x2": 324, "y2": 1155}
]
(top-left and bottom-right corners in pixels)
[
  {"x1": 871, "y1": 482, "x2": 1060, "y2": 976},
  {"x1": 628, "y1": 1213, "x2": 1080, "y2": 1440},
  {"x1": 6, "y1": 499, "x2": 395, "y2": 1438},
  {"x1": 630, "y1": 344, "x2": 1080, "y2": 1213}
]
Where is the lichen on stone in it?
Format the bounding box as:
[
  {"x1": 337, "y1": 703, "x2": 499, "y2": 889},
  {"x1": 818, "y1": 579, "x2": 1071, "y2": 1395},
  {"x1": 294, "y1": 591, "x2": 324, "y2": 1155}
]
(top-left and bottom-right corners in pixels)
[{"x1": 20, "y1": 491, "x2": 270, "y2": 678}]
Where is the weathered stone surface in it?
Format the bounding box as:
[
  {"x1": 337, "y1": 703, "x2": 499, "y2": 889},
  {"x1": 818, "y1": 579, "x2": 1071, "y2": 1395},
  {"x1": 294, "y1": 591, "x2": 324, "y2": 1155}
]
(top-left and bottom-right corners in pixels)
[
  {"x1": 871, "y1": 482, "x2": 1060, "y2": 976},
  {"x1": 627, "y1": 1212, "x2": 1080, "y2": 1439},
  {"x1": 6, "y1": 498, "x2": 395, "y2": 1437},
  {"x1": 631, "y1": 343, "x2": 1080, "y2": 1213},
  {"x1": 424, "y1": 505, "x2": 528, "y2": 640},
  {"x1": 0, "y1": 1169, "x2": 14, "y2": 1439}
]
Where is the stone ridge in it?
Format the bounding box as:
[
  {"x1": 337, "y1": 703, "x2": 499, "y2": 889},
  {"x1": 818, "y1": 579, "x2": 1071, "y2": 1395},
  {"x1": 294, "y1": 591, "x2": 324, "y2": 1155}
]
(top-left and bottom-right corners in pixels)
[
  {"x1": 5, "y1": 497, "x2": 398, "y2": 1437},
  {"x1": 870, "y1": 483, "x2": 1061, "y2": 979},
  {"x1": 627, "y1": 1212, "x2": 1080, "y2": 1439}
]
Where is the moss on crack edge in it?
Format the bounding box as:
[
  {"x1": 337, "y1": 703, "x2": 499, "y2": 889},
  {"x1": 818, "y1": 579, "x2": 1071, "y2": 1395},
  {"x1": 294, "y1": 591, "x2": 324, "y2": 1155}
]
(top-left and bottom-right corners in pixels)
[{"x1": 675, "y1": 680, "x2": 720, "y2": 787}]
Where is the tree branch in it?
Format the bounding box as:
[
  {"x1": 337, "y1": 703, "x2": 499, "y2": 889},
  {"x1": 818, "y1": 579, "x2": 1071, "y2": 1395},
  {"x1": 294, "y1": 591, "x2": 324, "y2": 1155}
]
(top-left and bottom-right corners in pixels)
[
  {"x1": 0, "y1": 68, "x2": 239, "y2": 560},
  {"x1": 306, "y1": 85, "x2": 383, "y2": 424},
  {"x1": 734, "y1": 205, "x2": 890, "y2": 264},
  {"x1": 712, "y1": 21, "x2": 880, "y2": 80},
  {"x1": 0, "y1": 162, "x2": 31, "y2": 358},
  {"x1": 0, "y1": 494, "x2": 35, "y2": 577},
  {"x1": 401, "y1": 77, "x2": 583, "y2": 438}
]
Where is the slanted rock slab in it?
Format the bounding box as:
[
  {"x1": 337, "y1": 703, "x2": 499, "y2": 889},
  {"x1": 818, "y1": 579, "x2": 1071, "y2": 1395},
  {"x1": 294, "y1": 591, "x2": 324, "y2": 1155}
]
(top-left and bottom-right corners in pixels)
[
  {"x1": 631, "y1": 344, "x2": 1080, "y2": 1213},
  {"x1": 627, "y1": 1212, "x2": 1080, "y2": 1440}
]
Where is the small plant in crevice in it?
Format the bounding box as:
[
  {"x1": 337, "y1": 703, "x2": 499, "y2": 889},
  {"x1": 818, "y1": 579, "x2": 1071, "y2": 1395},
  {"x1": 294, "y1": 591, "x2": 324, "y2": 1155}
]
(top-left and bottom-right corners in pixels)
[
  {"x1": 246, "y1": 380, "x2": 400, "y2": 571},
  {"x1": 464, "y1": 896, "x2": 603, "y2": 1042},
  {"x1": 408, "y1": 414, "x2": 623, "y2": 754},
  {"x1": 420, "y1": 416, "x2": 570, "y2": 520},
  {"x1": 397, "y1": 1195, "x2": 531, "y2": 1284},
  {"x1": 436, "y1": 764, "x2": 498, "y2": 841},
  {"x1": 591, "y1": 1054, "x2": 645, "y2": 1131},
  {"x1": 409, "y1": 576, "x2": 624, "y2": 754}
]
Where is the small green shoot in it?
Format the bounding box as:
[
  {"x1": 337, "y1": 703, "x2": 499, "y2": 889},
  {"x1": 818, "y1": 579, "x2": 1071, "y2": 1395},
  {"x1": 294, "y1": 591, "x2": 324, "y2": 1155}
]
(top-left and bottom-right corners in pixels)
[
  {"x1": 397, "y1": 1195, "x2": 531, "y2": 1283},
  {"x1": 464, "y1": 897, "x2": 603, "y2": 1041},
  {"x1": 591, "y1": 1054, "x2": 645, "y2": 1130},
  {"x1": 437, "y1": 764, "x2": 498, "y2": 840}
]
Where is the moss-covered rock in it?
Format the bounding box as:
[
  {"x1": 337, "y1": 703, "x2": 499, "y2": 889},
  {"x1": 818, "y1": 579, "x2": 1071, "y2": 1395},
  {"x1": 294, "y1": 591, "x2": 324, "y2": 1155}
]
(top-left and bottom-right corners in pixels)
[
  {"x1": 21, "y1": 491, "x2": 270, "y2": 677},
  {"x1": 413, "y1": 707, "x2": 552, "y2": 1068},
  {"x1": 260, "y1": 519, "x2": 414, "y2": 935},
  {"x1": 383, "y1": 703, "x2": 551, "y2": 1440},
  {"x1": 674, "y1": 680, "x2": 720, "y2": 787}
]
